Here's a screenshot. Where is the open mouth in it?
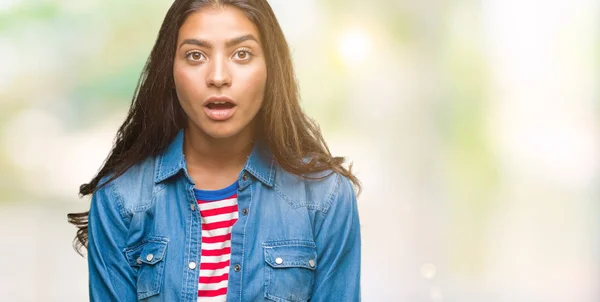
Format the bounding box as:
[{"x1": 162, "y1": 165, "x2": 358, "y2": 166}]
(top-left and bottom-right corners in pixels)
[
  {"x1": 203, "y1": 100, "x2": 237, "y2": 121},
  {"x1": 206, "y1": 101, "x2": 236, "y2": 110}
]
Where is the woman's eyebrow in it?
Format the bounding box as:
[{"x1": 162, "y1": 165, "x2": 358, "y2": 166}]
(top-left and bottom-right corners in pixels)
[{"x1": 178, "y1": 34, "x2": 260, "y2": 50}]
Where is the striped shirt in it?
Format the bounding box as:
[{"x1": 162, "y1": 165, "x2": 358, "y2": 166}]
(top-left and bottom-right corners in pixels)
[{"x1": 194, "y1": 182, "x2": 239, "y2": 301}]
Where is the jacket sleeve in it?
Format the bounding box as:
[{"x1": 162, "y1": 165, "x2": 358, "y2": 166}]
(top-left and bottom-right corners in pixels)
[
  {"x1": 87, "y1": 182, "x2": 137, "y2": 301},
  {"x1": 311, "y1": 175, "x2": 362, "y2": 302}
]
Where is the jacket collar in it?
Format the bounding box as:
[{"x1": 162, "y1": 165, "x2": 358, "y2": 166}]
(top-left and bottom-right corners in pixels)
[{"x1": 154, "y1": 129, "x2": 275, "y2": 186}]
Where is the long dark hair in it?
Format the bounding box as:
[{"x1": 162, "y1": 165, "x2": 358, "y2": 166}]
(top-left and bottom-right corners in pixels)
[{"x1": 67, "y1": 0, "x2": 361, "y2": 255}]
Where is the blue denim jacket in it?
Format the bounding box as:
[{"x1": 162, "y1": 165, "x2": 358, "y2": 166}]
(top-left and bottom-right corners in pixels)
[{"x1": 87, "y1": 130, "x2": 361, "y2": 301}]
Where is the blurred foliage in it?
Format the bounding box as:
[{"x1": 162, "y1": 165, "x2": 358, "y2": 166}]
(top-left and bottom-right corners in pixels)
[{"x1": 0, "y1": 1, "x2": 61, "y2": 30}]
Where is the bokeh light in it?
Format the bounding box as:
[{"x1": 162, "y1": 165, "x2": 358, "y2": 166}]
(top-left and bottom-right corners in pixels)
[{"x1": 338, "y1": 28, "x2": 370, "y2": 66}]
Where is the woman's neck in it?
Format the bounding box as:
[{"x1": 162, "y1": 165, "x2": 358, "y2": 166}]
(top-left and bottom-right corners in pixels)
[{"x1": 183, "y1": 124, "x2": 255, "y2": 190}]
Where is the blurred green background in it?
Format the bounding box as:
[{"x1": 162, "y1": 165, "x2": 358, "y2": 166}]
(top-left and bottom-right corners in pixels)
[{"x1": 0, "y1": 0, "x2": 598, "y2": 301}]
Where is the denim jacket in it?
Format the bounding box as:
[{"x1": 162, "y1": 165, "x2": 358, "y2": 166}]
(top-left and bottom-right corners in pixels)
[{"x1": 87, "y1": 130, "x2": 361, "y2": 301}]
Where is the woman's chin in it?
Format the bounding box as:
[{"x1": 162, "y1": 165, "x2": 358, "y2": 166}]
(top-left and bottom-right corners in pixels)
[
  {"x1": 197, "y1": 123, "x2": 243, "y2": 139},
  {"x1": 189, "y1": 116, "x2": 255, "y2": 140}
]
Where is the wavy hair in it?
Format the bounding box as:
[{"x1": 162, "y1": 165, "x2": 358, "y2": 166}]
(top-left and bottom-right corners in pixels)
[{"x1": 67, "y1": 0, "x2": 360, "y2": 255}]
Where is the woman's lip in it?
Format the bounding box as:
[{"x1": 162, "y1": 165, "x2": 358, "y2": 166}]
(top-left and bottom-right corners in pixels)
[
  {"x1": 203, "y1": 95, "x2": 236, "y2": 107},
  {"x1": 203, "y1": 105, "x2": 237, "y2": 121}
]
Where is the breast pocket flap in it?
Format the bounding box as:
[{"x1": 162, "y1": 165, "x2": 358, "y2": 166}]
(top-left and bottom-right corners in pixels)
[
  {"x1": 264, "y1": 242, "x2": 317, "y2": 270},
  {"x1": 124, "y1": 237, "x2": 169, "y2": 267}
]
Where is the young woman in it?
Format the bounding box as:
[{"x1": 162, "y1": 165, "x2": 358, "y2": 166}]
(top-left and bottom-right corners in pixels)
[{"x1": 68, "y1": 1, "x2": 361, "y2": 301}]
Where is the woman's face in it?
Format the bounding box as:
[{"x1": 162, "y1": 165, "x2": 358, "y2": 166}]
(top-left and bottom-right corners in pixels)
[{"x1": 173, "y1": 5, "x2": 267, "y2": 139}]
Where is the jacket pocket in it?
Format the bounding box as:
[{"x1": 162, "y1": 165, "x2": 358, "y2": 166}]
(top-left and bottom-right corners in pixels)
[
  {"x1": 263, "y1": 240, "x2": 318, "y2": 302},
  {"x1": 124, "y1": 236, "x2": 169, "y2": 300}
]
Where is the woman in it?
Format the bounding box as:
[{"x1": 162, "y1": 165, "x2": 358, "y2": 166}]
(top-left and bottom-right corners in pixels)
[{"x1": 68, "y1": 0, "x2": 361, "y2": 301}]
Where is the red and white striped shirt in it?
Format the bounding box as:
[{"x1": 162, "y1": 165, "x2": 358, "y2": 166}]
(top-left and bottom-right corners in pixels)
[{"x1": 194, "y1": 182, "x2": 239, "y2": 301}]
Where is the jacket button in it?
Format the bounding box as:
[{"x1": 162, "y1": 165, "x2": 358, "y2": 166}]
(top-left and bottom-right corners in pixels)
[
  {"x1": 242, "y1": 174, "x2": 248, "y2": 181},
  {"x1": 309, "y1": 259, "x2": 315, "y2": 268},
  {"x1": 233, "y1": 264, "x2": 241, "y2": 272},
  {"x1": 136, "y1": 258, "x2": 142, "y2": 265},
  {"x1": 242, "y1": 208, "x2": 249, "y2": 215},
  {"x1": 275, "y1": 257, "x2": 283, "y2": 265},
  {"x1": 146, "y1": 254, "x2": 154, "y2": 262},
  {"x1": 189, "y1": 262, "x2": 197, "y2": 270},
  {"x1": 190, "y1": 204, "x2": 196, "y2": 211}
]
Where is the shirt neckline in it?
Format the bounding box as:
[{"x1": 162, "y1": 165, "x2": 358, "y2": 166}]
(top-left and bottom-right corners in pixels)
[{"x1": 193, "y1": 181, "x2": 238, "y2": 201}]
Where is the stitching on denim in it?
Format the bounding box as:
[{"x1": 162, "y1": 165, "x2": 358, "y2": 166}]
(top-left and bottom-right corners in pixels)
[
  {"x1": 161, "y1": 167, "x2": 178, "y2": 182},
  {"x1": 152, "y1": 244, "x2": 167, "y2": 297},
  {"x1": 265, "y1": 290, "x2": 299, "y2": 302},
  {"x1": 262, "y1": 243, "x2": 316, "y2": 248},
  {"x1": 243, "y1": 155, "x2": 276, "y2": 187},
  {"x1": 268, "y1": 157, "x2": 275, "y2": 183},
  {"x1": 266, "y1": 262, "x2": 316, "y2": 270},
  {"x1": 108, "y1": 182, "x2": 132, "y2": 219},
  {"x1": 263, "y1": 247, "x2": 317, "y2": 270},
  {"x1": 246, "y1": 164, "x2": 264, "y2": 184},
  {"x1": 183, "y1": 183, "x2": 195, "y2": 302},
  {"x1": 263, "y1": 247, "x2": 270, "y2": 299},
  {"x1": 262, "y1": 239, "x2": 316, "y2": 248},
  {"x1": 123, "y1": 236, "x2": 169, "y2": 253},
  {"x1": 321, "y1": 173, "x2": 342, "y2": 214},
  {"x1": 155, "y1": 154, "x2": 165, "y2": 182},
  {"x1": 272, "y1": 183, "x2": 328, "y2": 214},
  {"x1": 152, "y1": 182, "x2": 166, "y2": 195},
  {"x1": 238, "y1": 183, "x2": 253, "y2": 301},
  {"x1": 130, "y1": 204, "x2": 150, "y2": 214},
  {"x1": 124, "y1": 237, "x2": 169, "y2": 299},
  {"x1": 156, "y1": 157, "x2": 184, "y2": 184}
]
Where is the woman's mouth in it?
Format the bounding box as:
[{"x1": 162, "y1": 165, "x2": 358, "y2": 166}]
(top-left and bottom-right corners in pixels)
[{"x1": 203, "y1": 98, "x2": 237, "y2": 121}]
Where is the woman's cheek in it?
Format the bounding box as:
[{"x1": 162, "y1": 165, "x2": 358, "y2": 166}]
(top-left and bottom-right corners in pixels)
[
  {"x1": 175, "y1": 68, "x2": 204, "y2": 103},
  {"x1": 242, "y1": 66, "x2": 267, "y2": 96}
]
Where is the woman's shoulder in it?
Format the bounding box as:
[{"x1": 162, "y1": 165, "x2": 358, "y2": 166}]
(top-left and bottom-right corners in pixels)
[
  {"x1": 272, "y1": 165, "x2": 356, "y2": 214},
  {"x1": 94, "y1": 155, "x2": 158, "y2": 213}
]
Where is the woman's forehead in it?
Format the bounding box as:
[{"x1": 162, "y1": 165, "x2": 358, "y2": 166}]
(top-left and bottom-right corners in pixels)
[{"x1": 177, "y1": 6, "x2": 260, "y2": 45}]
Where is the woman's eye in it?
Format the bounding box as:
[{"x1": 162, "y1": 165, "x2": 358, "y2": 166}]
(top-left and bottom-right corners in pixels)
[
  {"x1": 186, "y1": 51, "x2": 205, "y2": 62},
  {"x1": 233, "y1": 50, "x2": 252, "y2": 61}
]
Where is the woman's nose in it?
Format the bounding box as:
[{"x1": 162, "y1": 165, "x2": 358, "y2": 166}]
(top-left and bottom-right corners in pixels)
[{"x1": 206, "y1": 55, "x2": 231, "y2": 88}]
